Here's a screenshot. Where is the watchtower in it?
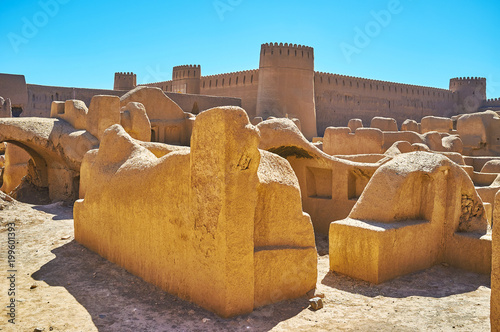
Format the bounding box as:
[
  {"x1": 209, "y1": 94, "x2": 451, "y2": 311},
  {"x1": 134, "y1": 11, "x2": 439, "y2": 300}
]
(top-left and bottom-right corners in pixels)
[
  {"x1": 449, "y1": 77, "x2": 487, "y2": 113},
  {"x1": 172, "y1": 65, "x2": 201, "y2": 94},
  {"x1": 256, "y1": 43, "x2": 317, "y2": 139},
  {"x1": 114, "y1": 72, "x2": 137, "y2": 91}
]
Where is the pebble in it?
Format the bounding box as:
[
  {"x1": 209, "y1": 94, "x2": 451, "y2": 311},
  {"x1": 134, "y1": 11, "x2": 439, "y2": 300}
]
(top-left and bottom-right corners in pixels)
[{"x1": 309, "y1": 297, "x2": 324, "y2": 310}]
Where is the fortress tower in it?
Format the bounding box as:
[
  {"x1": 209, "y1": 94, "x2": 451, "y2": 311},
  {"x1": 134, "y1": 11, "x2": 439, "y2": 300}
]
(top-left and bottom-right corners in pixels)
[
  {"x1": 449, "y1": 77, "x2": 486, "y2": 113},
  {"x1": 114, "y1": 72, "x2": 137, "y2": 91},
  {"x1": 172, "y1": 65, "x2": 201, "y2": 94},
  {"x1": 256, "y1": 43, "x2": 317, "y2": 139}
]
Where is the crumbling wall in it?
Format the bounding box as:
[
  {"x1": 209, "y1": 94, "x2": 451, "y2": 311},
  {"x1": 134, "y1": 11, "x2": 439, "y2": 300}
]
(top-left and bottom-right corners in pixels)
[{"x1": 74, "y1": 107, "x2": 317, "y2": 317}]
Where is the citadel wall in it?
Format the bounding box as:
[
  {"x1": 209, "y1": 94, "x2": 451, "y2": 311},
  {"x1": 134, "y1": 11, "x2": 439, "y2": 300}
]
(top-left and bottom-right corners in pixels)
[
  {"x1": 2, "y1": 43, "x2": 497, "y2": 138},
  {"x1": 141, "y1": 80, "x2": 174, "y2": 91},
  {"x1": 479, "y1": 97, "x2": 500, "y2": 112},
  {"x1": 26, "y1": 84, "x2": 125, "y2": 117},
  {"x1": 114, "y1": 44, "x2": 497, "y2": 139},
  {"x1": 314, "y1": 72, "x2": 457, "y2": 135},
  {"x1": 165, "y1": 92, "x2": 241, "y2": 115},
  {"x1": 200, "y1": 69, "x2": 259, "y2": 119}
]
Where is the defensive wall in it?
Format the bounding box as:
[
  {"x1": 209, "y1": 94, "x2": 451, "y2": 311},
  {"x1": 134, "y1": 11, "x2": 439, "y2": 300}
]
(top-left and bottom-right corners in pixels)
[
  {"x1": 131, "y1": 44, "x2": 496, "y2": 138},
  {"x1": 0, "y1": 76, "x2": 241, "y2": 120},
  {"x1": 1, "y1": 43, "x2": 498, "y2": 138}
]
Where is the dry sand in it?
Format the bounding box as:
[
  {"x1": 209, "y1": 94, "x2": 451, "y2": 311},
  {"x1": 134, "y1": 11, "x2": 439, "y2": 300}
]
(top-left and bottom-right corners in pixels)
[{"x1": 0, "y1": 199, "x2": 491, "y2": 331}]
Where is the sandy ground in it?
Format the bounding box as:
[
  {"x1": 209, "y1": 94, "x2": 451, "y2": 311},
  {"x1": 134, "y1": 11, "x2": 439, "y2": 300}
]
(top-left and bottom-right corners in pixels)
[{"x1": 0, "y1": 199, "x2": 492, "y2": 332}]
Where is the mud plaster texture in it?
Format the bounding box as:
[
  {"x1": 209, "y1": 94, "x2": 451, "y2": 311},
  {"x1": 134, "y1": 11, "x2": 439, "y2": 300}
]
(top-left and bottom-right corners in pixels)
[{"x1": 0, "y1": 200, "x2": 491, "y2": 332}]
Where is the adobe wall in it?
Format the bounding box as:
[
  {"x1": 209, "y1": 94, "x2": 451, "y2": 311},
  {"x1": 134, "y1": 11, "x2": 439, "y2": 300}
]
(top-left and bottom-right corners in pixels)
[
  {"x1": 26, "y1": 84, "x2": 125, "y2": 117},
  {"x1": 200, "y1": 69, "x2": 259, "y2": 119},
  {"x1": 74, "y1": 108, "x2": 317, "y2": 317},
  {"x1": 0, "y1": 73, "x2": 28, "y2": 114},
  {"x1": 142, "y1": 80, "x2": 174, "y2": 92},
  {"x1": 164, "y1": 92, "x2": 241, "y2": 114},
  {"x1": 26, "y1": 82, "x2": 242, "y2": 120},
  {"x1": 314, "y1": 72, "x2": 457, "y2": 135},
  {"x1": 480, "y1": 98, "x2": 500, "y2": 112}
]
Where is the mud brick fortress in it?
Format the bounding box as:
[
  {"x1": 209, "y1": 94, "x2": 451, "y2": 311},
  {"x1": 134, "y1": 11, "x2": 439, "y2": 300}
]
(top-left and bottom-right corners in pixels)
[
  {"x1": 3, "y1": 42, "x2": 500, "y2": 325},
  {"x1": 140, "y1": 42, "x2": 499, "y2": 139},
  {"x1": 2, "y1": 42, "x2": 499, "y2": 141}
]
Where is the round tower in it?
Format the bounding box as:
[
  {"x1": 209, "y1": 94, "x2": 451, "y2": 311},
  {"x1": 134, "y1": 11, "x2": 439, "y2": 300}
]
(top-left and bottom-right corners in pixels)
[
  {"x1": 172, "y1": 65, "x2": 201, "y2": 94},
  {"x1": 256, "y1": 42, "x2": 317, "y2": 140},
  {"x1": 114, "y1": 72, "x2": 137, "y2": 91},
  {"x1": 449, "y1": 77, "x2": 486, "y2": 113}
]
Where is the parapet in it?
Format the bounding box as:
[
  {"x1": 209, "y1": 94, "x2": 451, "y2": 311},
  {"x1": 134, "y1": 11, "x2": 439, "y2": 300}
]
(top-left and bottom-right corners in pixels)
[
  {"x1": 259, "y1": 42, "x2": 314, "y2": 71},
  {"x1": 172, "y1": 65, "x2": 201, "y2": 80},
  {"x1": 314, "y1": 71, "x2": 454, "y2": 97},
  {"x1": 201, "y1": 69, "x2": 259, "y2": 89},
  {"x1": 449, "y1": 76, "x2": 486, "y2": 91},
  {"x1": 450, "y1": 76, "x2": 486, "y2": 82},
  {"x1": 261, "y1": 42, "x2": 314, "y2": 52},
  {"x1": 114, "y1": 72, "x2": 136, "y2": 77},
  {"x1": 114, "y1": 72, "x2": 137, "y2": 91}
]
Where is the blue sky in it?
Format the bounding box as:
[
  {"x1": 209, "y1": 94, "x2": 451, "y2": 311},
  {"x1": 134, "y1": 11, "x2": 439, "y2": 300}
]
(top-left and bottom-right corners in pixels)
[{"x1": 1, "y1": 0, "x2": 499, "y2": 97}]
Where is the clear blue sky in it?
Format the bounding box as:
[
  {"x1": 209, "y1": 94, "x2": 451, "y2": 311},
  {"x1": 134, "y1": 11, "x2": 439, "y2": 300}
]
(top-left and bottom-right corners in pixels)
[{"x1": 1, "y1": 0, "x2": 499, "y2": 97}]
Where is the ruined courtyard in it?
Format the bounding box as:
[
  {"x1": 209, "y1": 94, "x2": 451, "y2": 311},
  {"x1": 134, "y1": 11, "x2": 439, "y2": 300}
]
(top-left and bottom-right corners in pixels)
[{"x1": 1, "y1": 39, "x2": 500, "y2": 331}]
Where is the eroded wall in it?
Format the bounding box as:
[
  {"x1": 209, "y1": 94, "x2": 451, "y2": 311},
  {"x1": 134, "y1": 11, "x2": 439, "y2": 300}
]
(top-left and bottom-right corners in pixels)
[{"x1": 74, "y1": 107, "x2": 317, "y2": 317}]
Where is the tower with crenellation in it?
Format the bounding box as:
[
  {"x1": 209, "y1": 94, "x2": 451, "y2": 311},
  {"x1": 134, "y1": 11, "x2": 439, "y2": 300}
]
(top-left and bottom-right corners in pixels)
[
  {"x1": 114, "y1": 72, "x2": 137, "y2": 91},
  {"x1": 256, "y1": 43, "x2": 317, "y2": 139},
  {"x1": 449, "y1": 77, "x2": 487, "y2": 113},
  {"x1": 172, "y1": 65, "x2": 201, "y2": 94}
]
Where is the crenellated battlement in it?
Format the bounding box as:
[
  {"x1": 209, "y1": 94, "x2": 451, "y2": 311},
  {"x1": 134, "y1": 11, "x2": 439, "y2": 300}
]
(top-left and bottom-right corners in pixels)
[
  {"x1": 115, "y1": 72, "x2": 136, "y2": 77},
  {"x1": 450, "y1": 76, "x2": 486, "y2": 82},
  {"x1": 259, "y1": 42, "x2": 314, "y2": 71},
  {"x1": 173, "y1": 64, "x2": 201, "y2": 70},
  {"x1": 202, "y1": 69, "x2": 259, "y2": 80},
  {"x1": 449, "y1": 76, "x2": 486, "y2": 104},
  {"x1": 450, "y1": 77, "x2": 486, "y2": 90},
  {"x1": 114, "y1": 72, "x2": 137, "y2": 90},
  {"x1": 201, "y1": 69, "x2": 259, "y2": 89},
  {"x1": 314, "y1": 71, "x2": 455, "y2": 100},
  {"x1": 173, "y1": 65, "x2": 201, "y2": 80},
  {"x1": 261, "y1": 42, "x2": 314, "y2": 52},
  {"x1": 140, "y1": 79, "x2": 173, "y2": 86},
  {"x1": 483, "y1": 97, "x2": 500, "y2": 104}
]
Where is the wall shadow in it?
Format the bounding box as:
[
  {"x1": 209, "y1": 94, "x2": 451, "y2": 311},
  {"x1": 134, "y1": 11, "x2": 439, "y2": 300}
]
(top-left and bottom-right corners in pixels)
[
  {"x1": 32, "y1": 240, "x2": 307, "y2": 331},
  {"x1": 321, "y1": 265, "x2": 490, "y2": 299},
  {"x1": 32, "y1": 202, "x2": 73, "y2": 220}
]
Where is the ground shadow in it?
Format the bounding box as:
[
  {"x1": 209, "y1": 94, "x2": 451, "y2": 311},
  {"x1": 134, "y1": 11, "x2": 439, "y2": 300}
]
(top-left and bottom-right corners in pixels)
[
  {"x1": 321, "y1": 265, "x2": 490, "y2": 299},
  {"x1": 32, "y1": 202, "x2": 74, "y2": 220},
  {"x1": 32, "y1": 240, "x2": 307, "y2": 332}
]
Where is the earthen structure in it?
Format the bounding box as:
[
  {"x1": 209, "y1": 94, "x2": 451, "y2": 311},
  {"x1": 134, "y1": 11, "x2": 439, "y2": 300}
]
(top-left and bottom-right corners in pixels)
[
  {"x1": 74, "y1": 107, "x2": 317, "y2": 317},
  {"x1": 137, "y1": 43, "x2": 495, "y2": 138},
  {"x1": 1, "y1": 42, "x2": 500, "y2": 327},
  {"x1": 2, "y1": 43, "x2": 497, "y2": 142}
]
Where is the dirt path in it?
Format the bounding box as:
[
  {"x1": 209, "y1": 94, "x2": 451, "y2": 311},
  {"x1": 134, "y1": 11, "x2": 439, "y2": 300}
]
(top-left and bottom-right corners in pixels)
[{"x1": 0, "y1": 200, "x2": 492, "y2": 331}]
